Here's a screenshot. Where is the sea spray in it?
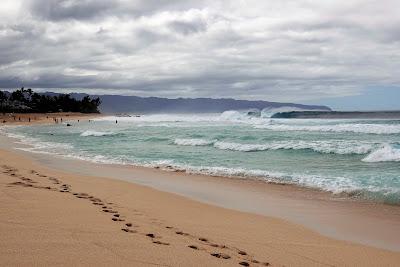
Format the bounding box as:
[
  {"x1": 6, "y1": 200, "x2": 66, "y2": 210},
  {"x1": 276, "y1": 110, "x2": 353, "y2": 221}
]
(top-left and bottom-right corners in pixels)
[{"x1": 362, "y1": 145, "x2": 400, "y2": 162}]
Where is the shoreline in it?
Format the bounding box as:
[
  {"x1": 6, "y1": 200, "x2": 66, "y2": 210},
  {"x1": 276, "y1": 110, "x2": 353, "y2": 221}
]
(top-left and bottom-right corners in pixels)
[
  {"x1": 9, "y1": 143, "x2": 400, "y2": 252},
  {"x1": 1, "y1": 140, "x2": 400, "y2": 266},
  {"x1": 1, "y1": 115, "x2": 400, "y2": 251},
  {"x1": 3, "y1": 115, "x2": 397, "y2": 208},
  {"x1": 1, "y1": 114, "x2": 400, "y2": 265}
]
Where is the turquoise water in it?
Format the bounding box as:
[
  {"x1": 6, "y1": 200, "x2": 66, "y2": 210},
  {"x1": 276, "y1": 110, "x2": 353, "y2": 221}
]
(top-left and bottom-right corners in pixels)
[{"x1": 3, "y1": 111, "x2": 400, "y2": 204}]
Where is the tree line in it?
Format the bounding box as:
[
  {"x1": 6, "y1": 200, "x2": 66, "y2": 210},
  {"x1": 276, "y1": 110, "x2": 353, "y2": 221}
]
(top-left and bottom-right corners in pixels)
[{"x1": 0, "y1": 88, "x2": 101, "y2": 113}]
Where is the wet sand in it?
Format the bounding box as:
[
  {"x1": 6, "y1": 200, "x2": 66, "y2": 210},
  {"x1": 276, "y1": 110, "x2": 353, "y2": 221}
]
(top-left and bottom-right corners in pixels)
[{"x1": 24, "y1": 153, "x2": 400, "y2": 252}]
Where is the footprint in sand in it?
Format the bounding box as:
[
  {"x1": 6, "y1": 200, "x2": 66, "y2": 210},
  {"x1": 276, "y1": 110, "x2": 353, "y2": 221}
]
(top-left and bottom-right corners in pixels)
[
  {"x1": 238, "y1": 250, "x2": 247, "y2": 256},
  {"x1": 8, "y1": 181, "x2": 32, "y2": 187},
  {"x1": 175, "y1": 231, "x2": 189, "y2": 236},
  {"x1": 209, "y1": 243, "x2": 227, "y2": 249},
  {"x1": 239, "y1": 261, "x2": 250, "y2": 266},
  {"x1": 210, "y1": 252, "x2": 231, "y2": 259},
  {"x1": 153, "y1": 240, "x2": 169, "y2": 246},
  {"x1": 121, "y1": 228, "x2": 136, "y2": 233}
]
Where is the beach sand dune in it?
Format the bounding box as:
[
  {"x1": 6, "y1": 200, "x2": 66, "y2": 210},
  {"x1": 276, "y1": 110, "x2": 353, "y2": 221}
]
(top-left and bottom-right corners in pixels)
[{"x1": 1, "y1": 148, "x2": 400, "y2": 266}]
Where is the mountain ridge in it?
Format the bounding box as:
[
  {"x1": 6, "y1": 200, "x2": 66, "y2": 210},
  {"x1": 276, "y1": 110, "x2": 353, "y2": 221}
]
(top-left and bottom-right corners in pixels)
[{"x1": 68, "y1": 93, "x2": 331, "y2": 113}]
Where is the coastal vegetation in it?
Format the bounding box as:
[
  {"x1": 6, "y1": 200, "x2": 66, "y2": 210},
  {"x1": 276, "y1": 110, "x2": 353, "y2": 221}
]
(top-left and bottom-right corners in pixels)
[{"x1": 0, "y1": 88, "x2": 101, "y2": 113}]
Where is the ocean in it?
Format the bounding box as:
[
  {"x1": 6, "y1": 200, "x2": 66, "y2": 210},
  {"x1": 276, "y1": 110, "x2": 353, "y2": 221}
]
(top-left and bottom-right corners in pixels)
[{"x1": 2, "y1": 110, "x2": 400, "y2": 204}]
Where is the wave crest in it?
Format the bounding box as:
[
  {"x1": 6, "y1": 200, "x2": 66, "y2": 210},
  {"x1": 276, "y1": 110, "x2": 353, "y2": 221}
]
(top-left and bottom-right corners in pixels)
[
  {"x1": 174, "y1": 138, "x2": 215, "y2": 146},
  {"x1": 362, "y1": 145, "x2": 400, "y2": 162},
  {"x1": 254, "y1": 123, "x2": 400, "y2": 134},
  {"x1": 174, "y1": 139, "x2": 378, "y2": 155},
  {"x1": 80, "y1": 130, "x2": 116, "y2": 137}
]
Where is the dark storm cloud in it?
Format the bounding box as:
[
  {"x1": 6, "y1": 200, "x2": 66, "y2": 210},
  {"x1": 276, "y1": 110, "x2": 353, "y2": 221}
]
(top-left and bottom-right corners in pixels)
[
  {"x1": 168, "y1": 19, "x2": 207, "y2": 35},
  {"x1": 28, "y1": 0, "x2": 208, "y2": 21},
  {"x1": 0, "y1": 0, "x2": 399, "y2": 102},
  {"x1": 29, "y1": 0, "x2": 115, "y2": 21}
]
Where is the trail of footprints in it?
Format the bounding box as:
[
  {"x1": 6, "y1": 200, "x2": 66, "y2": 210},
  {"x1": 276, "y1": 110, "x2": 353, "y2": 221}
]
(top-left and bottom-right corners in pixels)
[{"x1": 2, "y1": 165, "x2": 271, "y2": 266}]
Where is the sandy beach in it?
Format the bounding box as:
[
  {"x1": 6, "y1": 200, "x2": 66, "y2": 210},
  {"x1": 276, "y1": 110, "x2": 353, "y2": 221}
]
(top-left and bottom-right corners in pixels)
[
  {"x1": 1, "y1": 114, "x2": 400, "y2": 266},
  {"x1": 0, "y1": 112, "x2": 101, "y2": 125}
]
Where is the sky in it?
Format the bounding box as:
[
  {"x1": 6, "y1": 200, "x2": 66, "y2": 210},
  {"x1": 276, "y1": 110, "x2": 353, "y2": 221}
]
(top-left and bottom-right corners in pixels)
[{"x1": 0, "y1": 0, "x2": 399, "y2": 110}]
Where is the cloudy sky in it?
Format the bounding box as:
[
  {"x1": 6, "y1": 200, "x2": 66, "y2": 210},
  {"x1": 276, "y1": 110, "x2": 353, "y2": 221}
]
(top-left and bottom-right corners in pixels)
[{"x1": 1, "y1": 0, "x2": 399, "y2": 109}]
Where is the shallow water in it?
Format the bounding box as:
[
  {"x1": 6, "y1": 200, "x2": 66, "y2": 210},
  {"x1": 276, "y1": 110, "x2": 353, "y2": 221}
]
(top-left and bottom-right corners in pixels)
[{"x1": 3, "y1": 110, "x2": 400, "y2": 204}]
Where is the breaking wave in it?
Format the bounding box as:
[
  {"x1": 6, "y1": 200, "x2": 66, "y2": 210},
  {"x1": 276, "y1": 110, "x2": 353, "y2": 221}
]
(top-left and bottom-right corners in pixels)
[
  {"x1": 362, "y1": 145, "x2": 400, "y2": 162},
  {"x1": 254, "y1": 123, "x2": 400, "y2": 134},
  {"x1": 80, "y1": 130, "x2": 116, "y2": 137},
  {"x1": 174, "y1": 138, "x2": 215, "y2": 146},
  {"x1": 174, "y1": 138, "x2": 378, "y2": 155},
  {"x1": 144, "y1": 160, "x2": 400, "y2": 204},
  {"x1": 3, "y1": 113, "x2": 400, "y2": 205}
]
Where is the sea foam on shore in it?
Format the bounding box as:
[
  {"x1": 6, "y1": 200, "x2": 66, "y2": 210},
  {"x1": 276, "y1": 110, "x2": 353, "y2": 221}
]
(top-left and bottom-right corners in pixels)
[{"x1": 2, "y1": 110, "x2": 400, "y2": 204}]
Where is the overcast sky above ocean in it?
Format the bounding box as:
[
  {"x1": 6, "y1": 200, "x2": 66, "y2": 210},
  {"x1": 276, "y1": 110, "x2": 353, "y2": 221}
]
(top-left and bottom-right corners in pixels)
[{"x1": 1, "y1": 0, "x2": 399, "y2": 109}]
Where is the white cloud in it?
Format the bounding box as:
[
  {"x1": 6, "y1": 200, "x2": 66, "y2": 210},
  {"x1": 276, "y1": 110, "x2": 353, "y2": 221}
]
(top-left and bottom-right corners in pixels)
[{"x1": 0, "y1": 0, "x2": 399, "y2": 102}]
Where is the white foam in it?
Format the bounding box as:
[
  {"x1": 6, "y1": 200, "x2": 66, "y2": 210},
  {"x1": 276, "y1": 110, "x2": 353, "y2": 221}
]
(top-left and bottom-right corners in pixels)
[
  {"x1": 213, "y1": 141, "x2": 269, "y2": 152},
  {"x1": 96, "y1": 111, "x2": 271, "y2": 126},
  {"x1": 215, "y1": 140, "x2": 377, "y2": 154},
  {"x1": 80, "y1": 130, "x2": 115, "y2": 137},
  {"x1": 95, "y1": 114, "x2": 219, "y2": 123},
  {"x1": 174, "y1": 138, "x2": 215, "y2": 146},
  {"x1": 4, "y1": 129, "x2": 129, "y2": 165},
  {"x1": 254, "y1": 123, "x2": 400, "y2": 134},
  {"x1": 143, "y1": 161, "x2": 400, "y2": 198},
  {"x1": 174, "y1": 138, "x2": 377, "y2": 155},
  {"x1": 6, "y1": 132, "x2": 74, "y2": 154},
  {"x1": 219, "y1": 110, "x2": 269, "y2": 125},
  {"x1": 362, "y1": 145, "x2": 400, "y2": 162},
  {"x1": 95, "y1": 112, "x2": 400, "y2": 135}
]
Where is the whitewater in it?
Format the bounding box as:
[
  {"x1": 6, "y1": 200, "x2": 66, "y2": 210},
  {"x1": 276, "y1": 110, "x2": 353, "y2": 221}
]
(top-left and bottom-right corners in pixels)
[{"x1": 2, "y1": 110, "x2": 400, "y2": 204}]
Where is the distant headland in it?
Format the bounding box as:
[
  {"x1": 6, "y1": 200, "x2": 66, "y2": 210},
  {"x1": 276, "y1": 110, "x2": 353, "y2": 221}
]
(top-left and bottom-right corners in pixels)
[
  {"x1": 69, "y1": 93, "x2": 330, "y2": 114},
  {"x1": 1, "y1": 89, "x2": 332, "y2": 115}
]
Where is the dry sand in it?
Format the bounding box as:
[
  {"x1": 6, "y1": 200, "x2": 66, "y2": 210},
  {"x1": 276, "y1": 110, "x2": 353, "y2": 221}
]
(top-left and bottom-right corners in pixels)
[
  {"x1": 0, "y1": 112, "x2": 100, "y2": 125},
  {"x1": 1, "y1": 115, "x2": 400, "y2": 266}
]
